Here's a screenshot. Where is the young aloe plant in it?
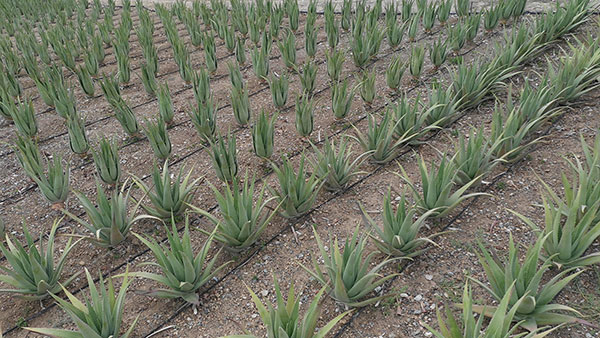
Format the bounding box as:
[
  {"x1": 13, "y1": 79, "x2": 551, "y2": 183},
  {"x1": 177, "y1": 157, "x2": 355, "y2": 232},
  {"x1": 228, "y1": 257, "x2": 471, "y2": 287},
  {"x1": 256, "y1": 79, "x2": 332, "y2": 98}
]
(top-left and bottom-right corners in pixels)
[
  {"x1": 425, "y1": 84, "x2": 458, "y2": 127},
  {"x1": 311, "y1": 136, "x2": 368, "y2": 191},
  {"x1": 193, "y1": 68, "x2": 211, "y2": 105},
  {"x1": 225, "y1": 276, "x2": 350, "y2": 338},
  {"x1": 269, "y1": 155, "x2": 324, "y2": 218},
  {"x1": 31, "y1": 155, "x2": 70, "y2": 210},
  {"x1": 269, "y1": 73, "x2": 289, "y2": 110},
  {"x1": 224, "y1": 25, "x2": 236, "y2": 52},
  {"x1": 429, "y1": 38, "x2": 448, "y2": 70},
  {"x1": 228, "y1": 61, "x2": 245, "y2": 92},
  {"x1": 391, "y1": 95, "x2": 430, "y2": 145},
  {"x1": 251, "y1": 47, "x2": 270, "y2": 81},
  {"x1": 484, "y1": 5, "x2": 500, "y2": 32},
  {"x1": 278, "y1": 29, "x2": 296, "y2": 69},
  {"x1": 129, "y1": 216, "x2": 230, "y2": 304},
  {"x1": 113, "y1": 99, "x2": 141, "y2": 137},
  {"x1": 10, "y1": 98, "x2": 37, "y2": 139},
  {"x1": 386, "y1": 54, "x2": 407, "y2": 91},
  {"x1": 399, "y1": 155, "x2": 486, "y2": 218},
  {"x1": 302, "y1": 225, "x2": 398, "y2": 307},
  {"x1": 66, "y1": 110, "x2": 89, "y2": 156},
  {"x1": 157, "y1": 83, "x2": 174, "y2": 126},
  {"x1": 447, "y1": 22, "x2": 468, "y2": 53},
  {"x1": 204, "y1": 31, "x2": 218, "y2": 73},
  {"x1": 512, "y1": 180, "x2": 600, "y2": 268},
  {"x1": 409, "y1": 44, "x2": 426, "y2": 80},
  {"x1": 401, "y1": 0, "x2": 413, "y2": 22},
  {"x1": 100, "y1": 72, "x2": 121, "y2": 107},
  {"x1": 295, "y1": 94, "x2": 315, "y2": 138},
  {"x1": 325, "y1": 14, "x2": 340, "y2": 50},
  {"x1": 133, "y1": 161, "x2": 200, "y2": 220},
  {"x1": 143, "y1": 116, "x2": 171, "y2": 160},
  {"x1": 74, "y1": 65, "x2": 94, "y2": 97},
  {"x1": 0, "y1": 219, "x2": 80, "y2": 300},
  {"x1": 331, "y1": 79, "x2": 354, "y2": 120},
  {"x1": 64, "y1": 181, "x2": 151, "y2": 248},
  {"x1": 15, "y1": 135, "x2": 43, "y2": 179},
  {"x1": 465, "y1": 13, "x2": 481, "y2": 42},
  {"x1": 424, "y1": 281, "x2": 560, "y2": 338},
  {"x1": 452, "y1": 127, "x2": 502, "y2": 186},
  {"x1": 26, "y1": 269, "x2": 138, "y2": 338},
  {"x1": 209, "y1": 131, "x2": 238, "y2": 183},
  {"x1": 232, "y1": 86, "x2": 251, "y2": 126},
  {"x1": 359, "y1": 70, "x2": 377, "y2": 105},
  {"x1": 471, "y1": 234, "x2": 586, "y2": 331},
  {"x1": 305, "y1": 22, "x2": 318, "y2": 58},
  {"x1": 189, "y1": 95, "x2": 218, "y2": 142},
  {"x1": 351, "y1": 31, "x2": 369, "y2": 68},
  {"x1": 422, "y1": 2, "x2": 437, "y2": 33},
  {"x1": 252, "y1": 109, "x2": 276, "y2": 160},
  {"x1": 407, "y1": 15, "x2": 419, "y2": 41},
  {"x1": 437, "y1": 0, "x2": 452, "y2": 26},
  {"x1": 352, "y1": 111, "x2": 405, "y2": 164},
  {"x1": 455, "y1": 0, "x2": 470, "y2": 17},
  {"x1": 92, "y1": 137, "x2": 121, "y2": 186},
  {"x1": 326, "y1": 49, "x2": 345, "y2": 82},
  {"x1": 300, "y1": 61, "x2": 318, "y2": 95},
  {"x1": 190, "y1": 173, "x2": 279, "y2": 252},
  {"x1": 235, "y1": 37, "x2": 246, "y2": 65},
  {"x1": 362, "y1": 190, "x2": 438, "y2": 258}
]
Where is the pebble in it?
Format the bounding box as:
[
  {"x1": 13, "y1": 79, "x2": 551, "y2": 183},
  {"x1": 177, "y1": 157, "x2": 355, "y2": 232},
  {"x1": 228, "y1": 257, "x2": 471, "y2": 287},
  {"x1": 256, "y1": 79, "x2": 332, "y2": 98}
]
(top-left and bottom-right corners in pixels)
[
  {"x1": 414, "y1": 294, "x2": 423, "y2": 302},
  {"x1": 260, "y1": 290, "x2": 269, "y2": 297},
  {"x1": 400, "y1": 293, "x2": 409, "y2": 298},
  {"x1": 425, "y1": 274, "x2": 433, "y2": 281}
]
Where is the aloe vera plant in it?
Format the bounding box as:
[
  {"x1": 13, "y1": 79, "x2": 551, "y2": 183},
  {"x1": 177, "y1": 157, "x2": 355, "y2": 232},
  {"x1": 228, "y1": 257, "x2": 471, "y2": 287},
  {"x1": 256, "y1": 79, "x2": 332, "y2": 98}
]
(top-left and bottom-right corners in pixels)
[
  {"x1": 31, "y1": 155, "x2": 70, "y2": 210},
  {"x1": 407, "y1": 15, "x2": 418, "y2": 41},
  {"x1": 305, "y1": 21, "x2": 317, "y2": 58},
  {"x1": 300, "y1": 61, "x2": 318, "y2": 95},
  {"x1": 437, "y1": 0, "x2": 452, "y2": 26},
  {"x1": 15, "y1": 135, "x2": 43, "y2": 179},
  {"x1": 279, "y1": 29, "x2": 296, "y2": 69},
  {"x1": 64, "y1": 181, "x2": 151, "y2": 248},
  {"x1": 310, "y1": 136, "x2": 368, "y2": 192},
  {"x1": 269, "y1": 155, "x2": 323, "y2": 218},
  {"x1": 424, "y1": 281, "x2": 560, "y2": 338},
  {"x1": 133, "y1": 161, "x2": 200, "y2": 220},
  {"x1": 386, "y1": 54, "x2": 406, "y2": 91},
  {"x1": 452, "y1": 127, "x2": 502, "y2": 186},
  {"x1": 471, "y1": 234, "x2": 586, "y2": 331},
  {"x1": 302, "y1": 225, "x2": 398, "y2": 307},
  {"x1": 228, "y1": 61, "x2": 245, "y2": 92},
  {"x1": 465, "y1": 13, "x2": 481, "y2": 42},
  {"x1": 326, "y1": 49, "x2": 345, "y2": 82},
  {"x1": 455, "y1": 0, "x2": 470, "y2": 17},
  {"x1": 189, "y1": 95, "x2": 218, "y2": 142},
  {"x1": 10, "y1": 98, "x2": 37, "y2": 139},
  {"x1": 26, "y1": 269, "x2": 138, "y2": 338},
  {"x1": 400, "y1": 155, "x2": 486, "y2": 218},
  {"x1": 0, "y1": 219, "x2": 80, "y2": 300},
  {"x1": 193, "y1": 68, "x2": 211, "y2": 105},
  {"x1": 209, "y1": 131, "x2": 238, "y2": 183},
  {"x1": 66, "y1": 110, "x2": 89, "y2": 156},
  {"x1": 74, "y1": 65, "x2": 94, "y2": 97},
  {"x1": 422, "y1": 2, "x2": 436, "y2": 33},
  {"x1": 425, "y1": 84, "x2": 458, "y2": 127},
  {"x1": 512, "y1": 178, "x2": 600, "y2": 268},
  {"x1": 448, "y1": 22, "x2": 468, "y2": 53},
  {"x1": 429, "y1": 38, "x2": 448, "y2": 70},
  {"x1": 226, "y1": 276, "x2": 350, "y2": 338},
  {"x1": 295, "y1": 94, "x2": 315, "y2": 138},
  {"x1": 251, "y1": 46, "x2": 270, "y2": 81},
  {"x1": 157, "y1": 83, "x2": 174, "y2": 125},
  {"x1": 235, "y1": 37, "x2": 246, "y2": 65},
  {"x1": 331, "y1": 79, "x2": 354, "y2": 119},
  {"x1": 363, "y1": 190, "x2": 437, "y2": 258},
  {"x1": 409, "y1": 44, "x2": 426, "y2": 79},
  {"x1": 252, "y1": 109, "x2": 276, "y2": 160},
  {"x1": 204, "y1": 31, "x2": 218, "y2": 73},
  {"x1": 352, "y1": 111, "x2": 404, "y2": 164},
  {"x1": 92, "y1": 137, "x2": 121, "y2": 186},
  {"x1": 232, "y1": 87, "x2": 251, "y2": 126},
  {"x1": 484, "y1": 5, "x2": 500, "y2": 32},
  {"x1": 401, "y1": 0, "x2": 413, "y2": 22},
  {"x1": 143, "y1": 116, "x2": 171, "y2": 160},
  {"x1": 113, "y1": 99, "x2": 141, "y2": 137},
  {"x1": 387, "y1": 18, "x2": 405, "y2": 48},
  {"x1": 128, "y1": 216, "x2": 229, "y2": 304},
  {"x1": 269, "y1": 73, "x2": 289, "y2": 110},
  {"x1": 391, "y1": 95, "x2": 430, "y2": 145},
  {"x1": 190, "y1": 173, "x2": 279, "y2": 252},
  {"x1": 359, "y1": 70, "x2": 377, "y2": 104}
]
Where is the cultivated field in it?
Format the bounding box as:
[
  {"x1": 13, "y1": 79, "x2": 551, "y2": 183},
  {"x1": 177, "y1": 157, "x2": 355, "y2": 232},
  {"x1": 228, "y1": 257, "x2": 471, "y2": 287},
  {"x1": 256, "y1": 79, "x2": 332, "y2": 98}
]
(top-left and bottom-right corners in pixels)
[{"x1": 0, "y1": 0, "x2": 599, "y2": 337}]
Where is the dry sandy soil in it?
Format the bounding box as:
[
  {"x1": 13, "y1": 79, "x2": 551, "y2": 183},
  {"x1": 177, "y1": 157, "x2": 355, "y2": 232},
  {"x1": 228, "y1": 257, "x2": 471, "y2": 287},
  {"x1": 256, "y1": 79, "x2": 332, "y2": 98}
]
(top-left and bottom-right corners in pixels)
[{"x1": 1, "y1": 0, "x2": 599, "y2": 337}]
